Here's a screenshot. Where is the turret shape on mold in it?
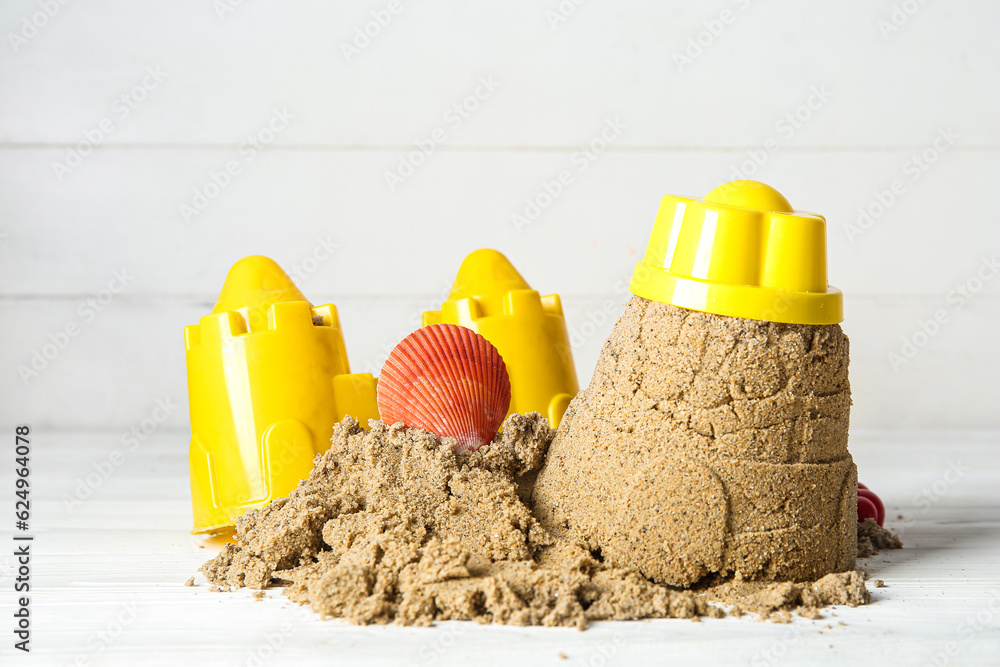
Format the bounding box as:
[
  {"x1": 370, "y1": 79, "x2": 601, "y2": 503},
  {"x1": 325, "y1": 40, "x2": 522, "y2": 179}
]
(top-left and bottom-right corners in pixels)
[
  {"x1": 422, "y1": 249, "x2": 578, "y2": 428},
  {"x1": 184, "y1": 256, "x2": 379, "y2": 534}
]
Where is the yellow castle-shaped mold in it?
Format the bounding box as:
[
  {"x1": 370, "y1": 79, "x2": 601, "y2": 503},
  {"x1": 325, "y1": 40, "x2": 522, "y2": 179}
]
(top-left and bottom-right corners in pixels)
[
  {"x1": 423, "y1": 249, "x2": 579, "y2": 428},
  {"x1": 629, "y1": 180, "x2": 843, "y2": 324},
  {"x1": 185, "y1": 256, "x2": 378, "y2": 534}
]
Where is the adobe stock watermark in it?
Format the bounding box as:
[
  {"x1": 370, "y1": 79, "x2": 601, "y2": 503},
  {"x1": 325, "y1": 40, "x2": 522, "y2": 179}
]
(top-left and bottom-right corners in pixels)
[
  {"x1": 340, "y1": 0, "x2": 406, "y2": 63},
  {"x1": 17, "y1": 269, "x2": 135, "y2": 385},
  {"x1": 577, "y1": 632, "x2": 627, "y2": 667},
  {"x1": 73, "y1": 601, "x2": 140, "y2": 665},
  {"x1": 545, "y1": 0, "x2": 589, "y2": 30},
  {"x1": 924, "y1": 590, "x2": 1000, "y2": 667},
  {"x1": 51, "y1": 66, "x2": 169, "y2": 182},
  {"x1": 286, "y1": 235, "x2": 340, "y2": 286},
  {"x1": 887, "y1": 255, "x2": 998, "y2": 371},
  {"x1": 843, "y1": 127, "x2": 958, "y2": 244},
  {"x1": 511, "y1": 116, "x2": 627, "y2": 233},
  {"x1": 214, "y1": 0, "x2": 250, "y2": 21},
  {"x1": 673, "y1": 0, "x2": 753, "y2": 73},
  {"x1": 878, "y1": 0, "x2": 934, "y2": 40},
  {"x1": 242, "y1": 622, "x2": 294, "y2": 667},
  {"x1": 725, "y1": 84, "x2": 832, "y2": 182},
  {"x1": 361, "y1": 279, "x2": 454, "y2": 376},
  {"x1": 178, "y1": 108, "x2": 294, "y2": 223},
  {"x1": 892, "y1": 459, "x2": 968, "y2": 540},
  {"x1": 565, "y1": 278, "x2": 630, "y2": 351},
  {"x1": 752, "y1": 625, "x2": 806, "y2": 667},
  {"x1": 6, "y1": 0, "x2": 72, "y2": 53},
  {"x1": 62, "y1": 396, "x2": 180, "y2": 513},
  {"x1": 383, "y1": 75, "x2": 501, "y2": 192},
  {"x1": 404, "y1": 623, "x2": 468, "y2": 666},
  {"x1": 241, "y1": 235, "x2": 339, "y2": 331}
]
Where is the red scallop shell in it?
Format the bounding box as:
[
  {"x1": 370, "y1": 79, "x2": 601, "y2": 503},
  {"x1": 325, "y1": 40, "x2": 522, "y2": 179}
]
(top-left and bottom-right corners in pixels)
[{"x1": 377, "y1": 323, "x2": 512, "y2": 453}]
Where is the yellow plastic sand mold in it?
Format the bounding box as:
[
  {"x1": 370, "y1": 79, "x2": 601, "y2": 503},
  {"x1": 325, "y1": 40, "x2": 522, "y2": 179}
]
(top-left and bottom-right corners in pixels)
[
  {"x1": 185, "y1": 255, "x2": 379, "y2": 534},
  {"x1": 629, "y1": 180, "x2": 843, "y2": 325},
  {"x1": 423, "y1": 249, "x2": 579, "y2": 429}
]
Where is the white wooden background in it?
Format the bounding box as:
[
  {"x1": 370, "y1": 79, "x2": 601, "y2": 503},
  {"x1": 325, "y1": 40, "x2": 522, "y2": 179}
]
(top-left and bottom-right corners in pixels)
[{"x1": 1, "y1": 0, "x2": 999, "y2": 436}]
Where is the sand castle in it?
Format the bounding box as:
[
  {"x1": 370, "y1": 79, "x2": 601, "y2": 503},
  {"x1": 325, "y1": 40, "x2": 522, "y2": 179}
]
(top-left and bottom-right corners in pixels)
[{"x1": 533, "y1": 180, "x2": 857, "y2": 585}]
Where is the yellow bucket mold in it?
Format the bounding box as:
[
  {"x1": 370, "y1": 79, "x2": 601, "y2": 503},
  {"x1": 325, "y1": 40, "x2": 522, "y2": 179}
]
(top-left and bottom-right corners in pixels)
[
  {"x1": 629, "y1": 180, "x2": 843, "y2": 324},
  {"x1": 185, "y1": 255, "x2": 379, "y2": 534},
  {"x1": 423, "y1": 249, "x2": 579, "y2": 428}
]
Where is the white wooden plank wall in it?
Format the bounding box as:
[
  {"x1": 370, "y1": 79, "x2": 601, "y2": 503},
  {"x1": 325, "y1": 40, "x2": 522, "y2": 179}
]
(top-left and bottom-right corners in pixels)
[{"x1": 0, "y1": 0, "x2": 997, "y2": 432}]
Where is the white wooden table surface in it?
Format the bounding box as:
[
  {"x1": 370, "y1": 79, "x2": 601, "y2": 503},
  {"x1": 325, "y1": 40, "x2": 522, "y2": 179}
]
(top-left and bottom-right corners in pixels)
[{"x1": 2, "y1": 429, "x2": 999, "y2": 666}]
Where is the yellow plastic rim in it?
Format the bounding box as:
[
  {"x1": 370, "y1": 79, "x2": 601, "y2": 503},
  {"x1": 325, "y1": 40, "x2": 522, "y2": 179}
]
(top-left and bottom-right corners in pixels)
[{"x1": 629, "y1": 262, "x2": 844, "y2": 325}]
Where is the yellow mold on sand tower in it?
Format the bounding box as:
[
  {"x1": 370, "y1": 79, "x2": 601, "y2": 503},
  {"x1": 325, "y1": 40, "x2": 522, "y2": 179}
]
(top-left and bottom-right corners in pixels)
[
  {"x1": 185, "y1": 256, "x2": 379, "y2": 534},
  {"x1": 423, "y1": 249, "x2": 579, "y2": 428},
  {"x1": 629, "y1": 180, "x2": 843, "y2": 325}
]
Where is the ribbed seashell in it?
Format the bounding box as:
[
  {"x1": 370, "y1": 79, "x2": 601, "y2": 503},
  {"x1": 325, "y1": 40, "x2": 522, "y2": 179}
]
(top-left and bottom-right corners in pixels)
[{"x1": 377, "y1": 323, "x2": 511, "y2": 453}]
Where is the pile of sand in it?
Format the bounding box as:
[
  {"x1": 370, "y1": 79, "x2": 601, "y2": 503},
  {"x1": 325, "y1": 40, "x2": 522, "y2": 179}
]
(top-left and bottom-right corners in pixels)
[
  {"x1": 857, "y1": 518, "x2": 903, "y2": 558},
  {"x1": 201, "y1": 413, "x2": 881, "y2": 628}
]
